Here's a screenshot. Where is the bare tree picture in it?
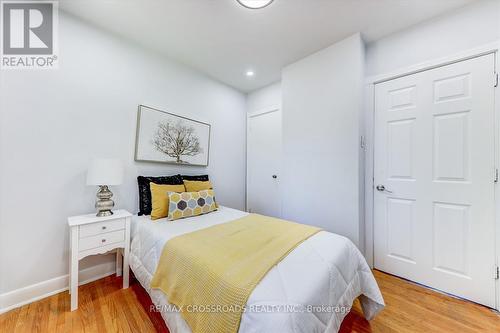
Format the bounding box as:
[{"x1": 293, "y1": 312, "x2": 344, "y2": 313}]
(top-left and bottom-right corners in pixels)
[
  {"x1": 135, "y1": 105, "x2": 211, "y2": 166},
  {"x1": 152, "y1": 121, "x2": 203, "y2": 163}
]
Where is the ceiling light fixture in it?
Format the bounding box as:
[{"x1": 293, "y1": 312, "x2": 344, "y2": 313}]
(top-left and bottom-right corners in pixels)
[
  {"x1": 237, "y1": 0, "x2": 274, "y2": 10},
  {"x1": 246, "y1": 70, "x2": 255, "y2": 77}
]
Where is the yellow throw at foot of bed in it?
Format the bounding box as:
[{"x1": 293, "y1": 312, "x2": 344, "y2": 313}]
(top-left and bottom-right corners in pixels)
[{"x1": 150, "y1": 213, "x2": 321, "y2": 333}]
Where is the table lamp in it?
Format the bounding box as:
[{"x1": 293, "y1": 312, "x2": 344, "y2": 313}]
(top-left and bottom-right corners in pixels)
[{"x1": 86, "y1": 158, "x2": 124, "y2": 217}]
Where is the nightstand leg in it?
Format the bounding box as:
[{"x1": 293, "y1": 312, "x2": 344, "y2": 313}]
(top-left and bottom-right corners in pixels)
[
  {"x1": 123, "y1": 217, "x2": 131, "y2": 289},
  {"x1": 116, "y1": 249, "x2": 123, "y2": 277},
  {"x1": 123, "y1": 249, "x2": 129, "y2": 289},
  {"x1": 68, "y1": 230, "x2": 72, "y2": 295},
  {"x1": 70, "y1": 227, "x2": 79, "y2": 311}
]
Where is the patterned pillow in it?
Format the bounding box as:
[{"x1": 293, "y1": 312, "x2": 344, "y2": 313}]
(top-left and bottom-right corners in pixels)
[
  {"x1": 150, "y1": 183, "x2": 186, "y2": 220},
  {"x1": 168, "y1": 190, "x2": 218, "y2": 221}
]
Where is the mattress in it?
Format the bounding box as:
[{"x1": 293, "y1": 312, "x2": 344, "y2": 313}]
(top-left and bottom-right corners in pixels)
[{"x1": 130, "y1": 206, "x2": 384, "y2": 333}]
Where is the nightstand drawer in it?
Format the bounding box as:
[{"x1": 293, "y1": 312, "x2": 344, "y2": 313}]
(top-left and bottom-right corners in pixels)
[
  {"x1": 79, "y1": 230, "x2": 125, "y2": 251},
  {"x1": 79, "y1": 219, "x2": 125, "y2": 238}
]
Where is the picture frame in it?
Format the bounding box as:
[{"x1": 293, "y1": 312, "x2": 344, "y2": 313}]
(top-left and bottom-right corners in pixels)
[{"x1": 134, "y1": 105, "x2": 211, "y2": 166}]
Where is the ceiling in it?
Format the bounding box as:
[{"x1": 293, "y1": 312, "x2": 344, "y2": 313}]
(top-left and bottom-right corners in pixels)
[{"x1": 60, "y1": 0, "x2": 476, "y2": 93}]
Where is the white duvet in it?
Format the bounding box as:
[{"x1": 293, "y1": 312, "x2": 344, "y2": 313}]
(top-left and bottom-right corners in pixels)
[{"x1": 130, "y1": 206, "x2": 384, "y2": 333}]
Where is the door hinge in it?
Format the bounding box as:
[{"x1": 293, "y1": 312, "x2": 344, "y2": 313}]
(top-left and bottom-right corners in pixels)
[
  {"x1": 495, "y1": 72, "x2": 499, "y2": 88},
  {"x1": 495, "y1": 169, "x2": 499, "y2": 183},
  {"x1": 495, "y1": 265, "x2": 499, "y2": 280}
]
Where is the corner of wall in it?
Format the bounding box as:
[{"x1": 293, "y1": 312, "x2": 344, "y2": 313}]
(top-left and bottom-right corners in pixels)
[{"x1": 358, "y1": 33, "x2": 367, "y2": 256}]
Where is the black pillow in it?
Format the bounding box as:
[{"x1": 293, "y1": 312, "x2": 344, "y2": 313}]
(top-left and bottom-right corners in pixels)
[
  {"x1": 137, "y1": 175, "x2": 183, "y2": 215},
  {"x1": 181, "y1": 174, "x2": 209, "y2": 181}
]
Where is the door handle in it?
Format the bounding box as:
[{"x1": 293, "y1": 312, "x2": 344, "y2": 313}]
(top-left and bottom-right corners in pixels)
[
  {"x1": 272, "y1": 175, "x2": 278, "y2": 179},
  {"x1": 376, "y1": 185, "x2": 393, "y2": 193}
]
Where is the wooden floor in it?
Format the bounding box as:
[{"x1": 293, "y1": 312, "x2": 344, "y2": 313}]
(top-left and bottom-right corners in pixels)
[
  {"x1": 0, "y1": 270, "x2": 499, "y2": 332},
  {"x1": 342, "y1": 271, "x2": 500, "y2": 333}
]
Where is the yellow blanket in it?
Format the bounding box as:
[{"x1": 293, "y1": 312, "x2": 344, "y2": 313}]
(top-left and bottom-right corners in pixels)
[{"x1": 150, "y1": 214, "x2": 321, "y2": 333}]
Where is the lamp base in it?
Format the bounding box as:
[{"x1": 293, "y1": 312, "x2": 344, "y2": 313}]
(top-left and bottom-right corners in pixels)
[
  {"x1": 95, "y1": 185, "x2": 115, "y2": 217},
  {"x1": 96, "y1": 210, "x2": 114, "y2": 217}
]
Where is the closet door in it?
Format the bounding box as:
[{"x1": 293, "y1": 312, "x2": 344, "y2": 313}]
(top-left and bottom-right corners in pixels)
[
  {"x1": 247, "y1": 108, "x2": 282, "y2": 218},
  {"x1": 374, "y1": 54, "x2": 496, "y2": 307}
]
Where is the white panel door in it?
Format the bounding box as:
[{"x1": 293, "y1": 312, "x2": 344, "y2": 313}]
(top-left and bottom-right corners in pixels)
[
  {"x1": 247, "y1": 109, "x2": 282, "y2": 217},
  {"x1": 374, "y1": 54, "x2": 496, "y2": 307}
]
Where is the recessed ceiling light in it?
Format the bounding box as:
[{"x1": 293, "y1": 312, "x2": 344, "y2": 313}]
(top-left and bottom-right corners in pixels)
[
  {"x1": 246, "y1": 70, "x2": 255, "y2": 77},
  {"x1": 237, "y1": 0, "x2": 274, "y2": 9}
]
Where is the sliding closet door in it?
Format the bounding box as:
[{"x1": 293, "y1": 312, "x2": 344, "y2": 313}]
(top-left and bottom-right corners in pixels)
[
  {"x1": 247, "y1": 109, "x2": 282, "y2": 218},
  {"x1": 374, "y1": 54, "x2": 496, "y2": 307}
]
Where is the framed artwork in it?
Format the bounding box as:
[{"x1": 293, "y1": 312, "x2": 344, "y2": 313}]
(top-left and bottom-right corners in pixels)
[{"x1": 134, "y1": 105, "x2": 211, "y2": 166}]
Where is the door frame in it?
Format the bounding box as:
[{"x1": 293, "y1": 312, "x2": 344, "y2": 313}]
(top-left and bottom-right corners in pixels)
[
  {"x1": 246, "y1": 105, "x2": 282, "y2": 215},
  {"x1": 364, "y1": 41, "x2": 500, "y2": 310}
]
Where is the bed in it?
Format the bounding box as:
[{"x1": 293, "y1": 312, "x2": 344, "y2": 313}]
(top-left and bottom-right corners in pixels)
[{"x1": 130, "y1": 206, "x2": 384, "y2": 333}]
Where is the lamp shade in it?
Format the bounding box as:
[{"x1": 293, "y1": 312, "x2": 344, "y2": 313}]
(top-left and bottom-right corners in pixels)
[{"x1": 86, "y1": 158, "x2": 123, "y2": 186}]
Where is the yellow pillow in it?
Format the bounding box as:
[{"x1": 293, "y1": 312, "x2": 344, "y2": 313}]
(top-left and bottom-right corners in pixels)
[
  {"x1": 168, "y1": 190, "x2": 218, "y2": 221},
  {"x1": 150, "y1": 183, "x2": 186, "y2": 220},
  {"x1": 183, "y1": 180, "x2": 213, "y2": 192}
]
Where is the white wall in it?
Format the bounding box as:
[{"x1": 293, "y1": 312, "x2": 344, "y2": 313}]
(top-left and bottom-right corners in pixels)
[
  {"x1": 0, "y1": 12, "x2": 246, "y2": 305},
  {"x1": 281, "y1": 34, "x2": 365, "y2": 247},
  {"x1": 366, "y1": 0, "x2": 500, "y2": 76},
  {"x1": 246, "y1": 82, "x2": 281, "y2": 114}
]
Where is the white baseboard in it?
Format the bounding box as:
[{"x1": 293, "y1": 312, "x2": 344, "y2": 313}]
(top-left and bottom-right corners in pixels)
[{"x1": 0, "y1": 261, "x2": 116, "y2": 315}]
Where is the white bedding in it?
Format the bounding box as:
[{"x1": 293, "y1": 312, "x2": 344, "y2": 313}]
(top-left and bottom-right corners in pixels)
[{"x1": 130, "y1": 206, "x2": 384, "y2": 333}]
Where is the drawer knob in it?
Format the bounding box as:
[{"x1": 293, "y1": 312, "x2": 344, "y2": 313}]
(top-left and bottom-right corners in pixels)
[
  {"x1": 102, "y1": 239, "x2": 106, "y2": 243},
  {"x1": 102, "y1": 226, "x2": 107, "y2": 230}
]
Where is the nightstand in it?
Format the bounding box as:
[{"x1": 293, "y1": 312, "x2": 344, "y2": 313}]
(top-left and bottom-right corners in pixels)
[{"x1": 67, "y1": 209, "x2": 132, "y2": 311}]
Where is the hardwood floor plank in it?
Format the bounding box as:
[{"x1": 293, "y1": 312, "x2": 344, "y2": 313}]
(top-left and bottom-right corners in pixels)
[
  {"x1": 95, "y1": 277, "x2": 118, "y2": 333},
  {"x1": 55, "y1": 292, "x2": 71, "y2": 333},
  {"x1": 78, "y1": 282, "x2": 98, "y2": 333},
  {"x1": 46, "y1": 295, "x2": 58, "y2": 333},
  {"x1": 13, "y1": 302, "x2": 31, "y2": 333},
  {"x1": 101, "y1": 276, "x2": 132, "y2": 333},
  {"x1": 122, "y1": 285, "x2": 156, "y2": 332},
  {"x1": 88, "y1": 280, "x2": 107, "y2": 333},
  {"x1": 31, "y1": 297, "x2": 50, "y2": 333},
  {"x1": 0, "y1": 307, "x2": 19, "y2": 333},
  {"x1": 0, "y1": 271, "x2": 498, "y2": 333}
]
